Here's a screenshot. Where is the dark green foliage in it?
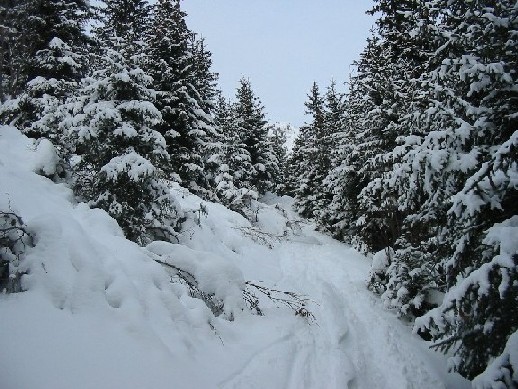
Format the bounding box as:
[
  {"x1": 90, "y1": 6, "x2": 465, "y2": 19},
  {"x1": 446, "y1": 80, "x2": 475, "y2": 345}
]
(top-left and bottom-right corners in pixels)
[
  {"x1": 295, "y1": 0, "x2": 518, "y2": 383},
  {"x1": 0, "y1": 210, "x2": 33, "y2": 293},
  {"x1": 98, "y1": 0, "x2": 151, "y2": 52},
  {"x1": 291, "y1": 82, "x2": 326, "y2": 219},
  {"x1": 146, "y1": 0, "x2": 214, "y2": 196},
  {"x1": 0, "y1": 0, "x2": 91, "y2": 140},
  {"x1": 233, "y1": 78, "x2": 278, "y2": 195},
  {"x1": 291, "y1": 82, "x2": 344, "y2": 223},
  {"x1": 269, "y1": 123, "x2": 288, "y2": 194}
]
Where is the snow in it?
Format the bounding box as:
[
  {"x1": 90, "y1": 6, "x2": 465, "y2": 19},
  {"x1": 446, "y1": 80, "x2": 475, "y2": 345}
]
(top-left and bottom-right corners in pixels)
[
  {"x1": 101, "y1": 151, "x2": 155, "y2": 181},
  {"x1": 0, "y1": 126, "x2": 59, "y2": 176},
  {"x1": 0, "y1": 126, "x2": 469, "y2": 388},
  {"x1": 370, "y1": 247, "x2": 394, "y2": 274},
  {"x1": 270, "y1": 121, "x2": 300, "y2": 153},
  {"x1": 473, "y1": 331, "x2": 518, "y2": 389}
]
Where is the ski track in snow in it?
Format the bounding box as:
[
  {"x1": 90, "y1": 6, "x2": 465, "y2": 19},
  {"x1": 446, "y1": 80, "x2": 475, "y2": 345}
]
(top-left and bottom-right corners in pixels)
[{"x1": 217, "y1": 217, "x2": 464, "y2": 389}]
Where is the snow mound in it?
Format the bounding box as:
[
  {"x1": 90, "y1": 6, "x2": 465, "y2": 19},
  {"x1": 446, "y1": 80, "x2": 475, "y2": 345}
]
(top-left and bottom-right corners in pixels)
[
  {"x1": 146, "y1": 240, "x2": 245, "y2": 318},
  {"x1": 0, "y1": 126, "x2": 58, "y2": 176}
]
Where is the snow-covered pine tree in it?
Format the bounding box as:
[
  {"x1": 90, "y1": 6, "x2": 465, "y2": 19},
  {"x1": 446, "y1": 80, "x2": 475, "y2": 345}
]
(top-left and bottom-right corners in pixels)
[
  {"x1": 211, "y1": 93, "x2": 256, "y2": 214},
  {"x1": 316, "y1": 81, "x2": 346, "y2": 230},
  {"x1": 327, "y1": 33, "x2": 399, "y2": 252},
  {"x1": 146, "y1": 0, "x2": 213, "y2": 197},
  {"x1": 232, "y1": 78, "x2": 278, "y2": 196},
  {"x1": 0, "y1": 208, "x2": 33, "y2": 293},
  {"x1": 0, "y1": 0, "x2": 91, "y2": 141},
  {"x1": 407, "y1": 0, "x2": 518, "y2": 381},
  {"x1": 292, "y1": 82, "x2": 326, "y2": 219},
  {"x1": 268, "y1": 123, "x2": 288, "y2": 195},
  {"x1": 360, "y1": 1, "x2": 447, "y2": 317},
  {"x1": 69, "y1": 46, "x2": 179, "y2": 245},
  {"x1": 285, "y1": 121, "x2": 310, "y2": 198},
  {"x1": 187, "y1": 34, "x2": 224, "y2": 200},
  {"x1": 0, "y1": 0, "x2": 27, "y2": 101},
  {"x1": 321, "y1": 64, "x2": 366, "y2": 244},
  {"x1": 189, "y1": 36, "x2": 218, "y2": 114},
  {"x1": 355, "y1": 0, "x2": 433, "y2": 254},
  {"x1": 96, "y1": 0, "x2": 151, "y2": 56}
]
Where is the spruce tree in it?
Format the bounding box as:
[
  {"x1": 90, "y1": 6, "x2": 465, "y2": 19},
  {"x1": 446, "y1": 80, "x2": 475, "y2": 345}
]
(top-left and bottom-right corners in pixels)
[
  {"x1": 70, "y1": 47, "x2": 178, "y2": 244},
  {"x1": 269, "y1": 123, "x2": 288, "y2": 195},
  {"x1": 232, "y1": 78, "x2": 278, "y2": 195},
  {"x1": 324, "y1": 34, "x2": 401, "y2": 251},
  {"x1": 97, "y1": 0, "x2": 151, "y2": 54},
  {"x1": 285, "y1": 122, "x2": 312, "y2": 198},
  {"x1": 409, "y1": 0, "x2": 518, "y2": 380},
  {"x1": 316, "y1": 81, "x2": 345, "y2": 228},
  {"x1": 360, "y1": 1, "x2": 445, "y2": 316},
  {"x1": 356, "y1": 0, "x2": 434, "y2": 253},
  {"x1": 322, "y1": 69, "x2": 365, "y2": 244},
  {"x1": 292, "y1": 82, "x2": 325, "y2": 218},
  {"x1": 211, "y1": 93, "x2": 256, "y2": 213},
  {"x1": 0, "y1": 0, "x2": 27, "y2": 100},
  {"x1": 189, "y1": 36, "x2": 218, "y2": 114},
  {"x1": 147, "y1": 0, "x2": 213, "y2": 196},
  {"x1": 0, "y1": 0, "x2": 91, "y2": 140}
]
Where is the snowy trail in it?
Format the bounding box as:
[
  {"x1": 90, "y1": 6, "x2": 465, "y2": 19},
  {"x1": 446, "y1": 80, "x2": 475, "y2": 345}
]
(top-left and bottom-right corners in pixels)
[{"x1": 218, "y1": 218, "x2": 469, "y2": 389}]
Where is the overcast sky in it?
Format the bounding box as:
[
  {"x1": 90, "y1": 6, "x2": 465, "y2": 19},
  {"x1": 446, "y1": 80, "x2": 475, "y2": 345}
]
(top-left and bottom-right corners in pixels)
[{"x1": 182, "y1": 1, "x2": 375, "y2": 127}]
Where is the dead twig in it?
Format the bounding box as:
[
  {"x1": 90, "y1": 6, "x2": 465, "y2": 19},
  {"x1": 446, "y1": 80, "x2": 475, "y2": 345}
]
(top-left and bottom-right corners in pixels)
[{"x1": 245, "y1": 281, "x2": 317, "y2": 323}]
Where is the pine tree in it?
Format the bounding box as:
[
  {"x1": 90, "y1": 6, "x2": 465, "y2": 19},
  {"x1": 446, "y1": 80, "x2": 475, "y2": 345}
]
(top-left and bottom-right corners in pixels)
[
  {"x1": 0, "y1": 0, "x2": 27, "y2": 100},
  {"x1": 269, "y1": 123, "x2": 288, "y2": 194},
  {"x1": 285, "y1": 122, "x2": 311, "y2": 198},
  {"x1": 292, "y1": 82, "x2": 325, "y2": 218},
  {"x1": 232, "y1": 78, "x2": 278, "y2": 195},
  {"x1": 146, "y1": 0, "x2": 213, "y2": 196},
  {"x1": 97, "y1": 0, "x2": 151, "y2": 54},
  {"x1": 69, "y1": 47, "x2": 179, "y2": 244},
  {"x1": 356, "y1": 0, "x2": 435, "y2": 254},
  {"x1": 359, "y1": 1, "x2": 445, "y2": 316},
  {"x1": 189, "y1": 36, "x2": 218, "y2": 114},
  {"x1": 316, "y1": 81, "x2": 345, "y2": 229},
  {"x1": 322, "y1": 69, "x2": 364, "y2": 244},
  {"x1": 0, "y1": 0, "x2": 91, "y2": 140},
  {"x1": 323, "y1": 34, "x2": 400, "y2": 251},
  {"x1": 211, "y1": 93, "x2": 256, "y2": 213},
  {"x1": 408, "y1": 0, "x2": 518, "y2": 381},
  {"x1": 188, "y1": 34, "x2": 223, "y2": 199}
]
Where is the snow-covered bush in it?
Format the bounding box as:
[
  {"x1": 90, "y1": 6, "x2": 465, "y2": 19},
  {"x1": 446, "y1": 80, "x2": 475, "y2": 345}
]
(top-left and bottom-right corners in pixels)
[
  {"x1": 146, "y1": 241, "x2": 245, "y2": 319},
  {"x1": 367, "y1": 247, "x2": 393, "y2": 295}
]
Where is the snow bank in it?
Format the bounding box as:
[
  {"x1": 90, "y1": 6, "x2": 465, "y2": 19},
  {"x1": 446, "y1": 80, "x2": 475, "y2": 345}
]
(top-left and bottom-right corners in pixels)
[
  {"x1": 146, "y1": 241, "x2": 245, "y2": 318},
  {"x1": 0, "y1": 126, "x2": 248, "y2": 388},
  {"x1": 0, "y1": 126, "x2": 59, "y2": 176}
]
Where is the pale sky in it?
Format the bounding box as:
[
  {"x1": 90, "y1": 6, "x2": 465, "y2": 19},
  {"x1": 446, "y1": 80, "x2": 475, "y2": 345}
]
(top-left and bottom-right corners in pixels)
[{"x1": 182, "y1": 1, "x2": 375, "y2": 127}]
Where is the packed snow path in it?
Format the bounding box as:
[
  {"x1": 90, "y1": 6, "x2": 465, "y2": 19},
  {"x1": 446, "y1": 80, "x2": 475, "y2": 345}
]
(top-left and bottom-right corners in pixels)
[{"x1": 215, "y1": 216, "x2": 468, "y2": 389}]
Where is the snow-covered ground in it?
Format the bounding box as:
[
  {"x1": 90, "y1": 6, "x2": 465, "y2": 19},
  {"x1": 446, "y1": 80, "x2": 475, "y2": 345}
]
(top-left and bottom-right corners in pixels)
[{"x1": 0, "y1": 126, "x2": 469, "y2": 388}]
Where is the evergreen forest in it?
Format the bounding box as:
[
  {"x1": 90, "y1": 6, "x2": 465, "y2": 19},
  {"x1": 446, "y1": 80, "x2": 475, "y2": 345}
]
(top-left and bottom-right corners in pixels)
[{"x1": 0, "y1": 0, "x2": 516, "y2": 387}]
